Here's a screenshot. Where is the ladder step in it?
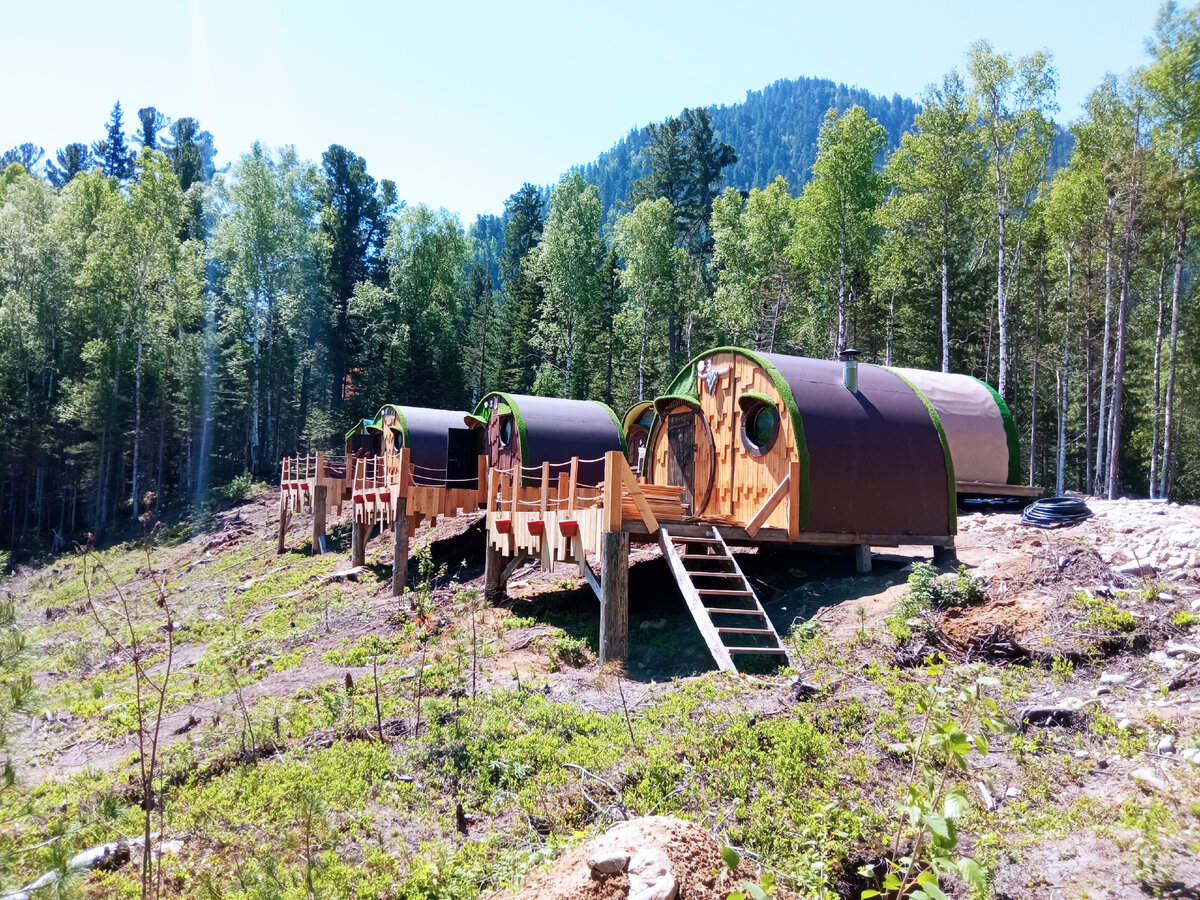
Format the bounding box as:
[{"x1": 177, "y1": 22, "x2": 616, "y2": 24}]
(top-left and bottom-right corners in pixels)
[
  {"x1": 679, "y1": 553, "x2": 733, "y2": 561},
  {"x1": 697, "y1": 589, "x2": 754, "y2": 596},
  {"x1": 727, "y1": 646, "x2": 789, "y2": 655},
  {"x1": 685, "y1": 572, "x2": 743, "y2": 578},
  {"x1": 706, "y1": 607, "x2": 766, "y2": 616},
  {"x1": 674, "y1": 536, "x2": 722, "y2": 544},
  {"x1": 717, "y1": 627, "x2": 778, "y2": 635}
]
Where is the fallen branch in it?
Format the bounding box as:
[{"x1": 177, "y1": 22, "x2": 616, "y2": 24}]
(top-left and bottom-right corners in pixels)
[{"x1": 562, "y1": 763, "x2": 629, "y2": 822}]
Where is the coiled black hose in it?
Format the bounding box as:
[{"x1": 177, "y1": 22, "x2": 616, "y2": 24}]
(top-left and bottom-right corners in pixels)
[{"x1": 1020, "y1": 496, "x2": 1093, "y2": 528}]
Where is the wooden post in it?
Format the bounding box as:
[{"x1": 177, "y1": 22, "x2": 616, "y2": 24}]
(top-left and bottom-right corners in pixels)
[
  {"x1": 853, "y1": 544, "x2": 872, "y2": 574},
  {"x1": 477, "y1": 454, "x2": 489, "y2": 506},
  {"x1": 603, "y1": 451, "x2": 622, "y2": 532},
  {"x1": 276, "y1": 492, "x2": 289, "y2": 554},
  {"x1": 539, "y1": 461, "x2": 550, "y2": 514},
  {"x1": 392, "y1": 497, "x2": 409, "y2": 597},
  {"x1": 568, "y1": 457, "x2": 579, "y2": 514},
  {"x1": 351, "y1": 519, "x2": 367, "y2": 568},
  {"x1": 311, "y1": 484, "x2": 327, "y2": 555},
  {"x1": 599, "y1": 530, "x2": 629, "y2": 664},
  {"x1": 933, "y1": 543, "x2": 956, "y2": 566},
  {"x1": 484, "y1": 540, "x2": 505, "y2": 592}
]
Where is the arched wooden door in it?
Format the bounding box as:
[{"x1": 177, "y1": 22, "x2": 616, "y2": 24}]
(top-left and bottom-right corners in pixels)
[{"x1": 657, "y1": 402, "x2": 715, "y2": 518}]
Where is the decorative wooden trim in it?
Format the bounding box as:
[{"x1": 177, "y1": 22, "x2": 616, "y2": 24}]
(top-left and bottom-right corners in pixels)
[{"x1": 745, "y1": 473, "x2": 790, "y2": 538}]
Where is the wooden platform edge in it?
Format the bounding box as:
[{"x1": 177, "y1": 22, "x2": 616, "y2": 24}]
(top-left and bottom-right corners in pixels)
[{"x1": 956, "y1": 481, "x2": 1044, "y2": 498}]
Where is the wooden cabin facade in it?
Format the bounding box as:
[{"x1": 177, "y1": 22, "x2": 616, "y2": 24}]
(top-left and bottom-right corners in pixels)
[
  {"x1": 467, "y1": 393, "x2": 625, "y2": 488},
  {"x1": 641, "y1": 349, "x2": 957, "y2": 543}
]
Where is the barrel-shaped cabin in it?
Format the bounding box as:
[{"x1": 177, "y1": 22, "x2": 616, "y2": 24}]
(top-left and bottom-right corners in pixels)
[
  {"x1": 467, "y1": 393, "x2": 625, "y2": 488},
  {"x1": 641, "y1": 349, "x2": 957, "y2": 543},
  {"x1": 885, "y1": 368, "x2": 1033, "y2": 497},
  {"x1": 345, "y1": 404, "x2": 469, "y2": 486},
  {"x1": 623, "y1": 402, "x2": 655, "y2": 471}
]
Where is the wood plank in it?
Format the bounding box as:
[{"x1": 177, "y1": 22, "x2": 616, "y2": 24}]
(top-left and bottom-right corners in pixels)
[
  {"x1": 717, "y1": 628, "x2": 778, "y2": 635},
  {"x1": 727, "y1": 646, "x2": 789, "y2": 656},
  {"x1": 697, "y1": 588, "x2": 754, "y2": 596},
  {"x1": 745, "y1": 473, "x2": 790, "y2": 538},
  {"x1": 659, "y1": 528, "x2": 737, "y2": 672},
  {"x1": 706, "y1": 607, "x2": 768, "y2": 616},
  {"x1": 618, "y1": 453, "x2": 659, "y2": 533},
  {"x1": 956, "y1": 481, "x2": 1043, "y2": 498}
]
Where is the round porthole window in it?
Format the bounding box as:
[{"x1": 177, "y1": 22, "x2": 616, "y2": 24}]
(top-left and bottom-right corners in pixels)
[
  {"x1": 499, "y1": 416, "x2": 514, "y2": 448},
  {"x1": 741, "y1": 401, "x2": 779, "y2": 456}
]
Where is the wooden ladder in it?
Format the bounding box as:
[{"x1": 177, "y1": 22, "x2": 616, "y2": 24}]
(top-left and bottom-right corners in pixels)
[{"x1": 658, "y1": 526, "x2": 790, "y2": 673}]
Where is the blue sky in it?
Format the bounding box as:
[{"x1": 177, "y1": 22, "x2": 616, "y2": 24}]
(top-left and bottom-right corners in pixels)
[{"x1": 2, "y1": 0, "x2": 1163, "y2": 222}]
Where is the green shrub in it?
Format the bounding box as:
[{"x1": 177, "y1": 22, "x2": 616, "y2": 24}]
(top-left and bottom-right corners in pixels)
[
  {"x1": 887, "y1": 563, "x2": 985, "y2": 641},
  {"x1": 1172, "y1": 610, "x2": 1199, "y2": 628}
]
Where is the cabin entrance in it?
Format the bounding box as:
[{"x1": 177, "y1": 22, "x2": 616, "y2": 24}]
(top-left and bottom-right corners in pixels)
[
  {"x1": 662, "y1": 402, "x2": 715, "y2": 517},
  {"x1": 446, "y1": 427, "x2": 481, "y2": 489}
]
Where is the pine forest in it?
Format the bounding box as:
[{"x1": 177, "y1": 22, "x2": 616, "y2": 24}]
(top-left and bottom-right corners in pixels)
[{"x1": 3, "y1": 13, "x2": 1200, "y2": 556}]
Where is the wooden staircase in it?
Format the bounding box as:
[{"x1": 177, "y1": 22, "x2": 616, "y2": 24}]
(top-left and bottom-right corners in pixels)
[{"x1": 658, "y1": 526, "x2": 790, "y2": 673}]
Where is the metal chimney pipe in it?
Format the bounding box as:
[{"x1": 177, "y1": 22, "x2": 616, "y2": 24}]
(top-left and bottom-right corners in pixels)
[{"x1": 840, "y1": 348, "x2": 860, "y2": 393}]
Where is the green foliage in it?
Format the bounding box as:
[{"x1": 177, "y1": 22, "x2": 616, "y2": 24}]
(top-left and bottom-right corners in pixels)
[
  {"x1": 864, "y1": 665, "x2": 1013, "y2": 900},
  {"x1": 1072, "y1": 591, "x2": 1138, "y2": 634},
  {"x1": 887, "y1": 564, "x2": 986, "y2": 641},
  {"x1": 1171, "y1": 610, "x2": 1199, "y2": 628}
]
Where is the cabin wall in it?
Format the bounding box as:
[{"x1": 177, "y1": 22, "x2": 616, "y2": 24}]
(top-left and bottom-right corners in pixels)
[{"x1": 648, "y1": 352, "x2": 795, "y2": 528}]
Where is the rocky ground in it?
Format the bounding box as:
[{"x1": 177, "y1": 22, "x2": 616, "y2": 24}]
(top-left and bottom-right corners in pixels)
[{"x1": 1, "y1": 488, "x2": 1199, "y2": 899}]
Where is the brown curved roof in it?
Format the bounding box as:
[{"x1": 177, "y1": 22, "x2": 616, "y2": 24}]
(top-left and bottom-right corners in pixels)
[
  {"x1": 760, "y1": 353, "x2": 953, "y2": 536},
  {"x1": 473, "y1": 393, "x2": 625, "y2": 486}
]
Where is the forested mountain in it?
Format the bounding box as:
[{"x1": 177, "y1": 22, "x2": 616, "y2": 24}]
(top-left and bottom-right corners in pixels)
[
  {"x1": 0, "y1": 16, "x2": 1197, "y2": 557},
  {"x1": 580, "y1": 76, "x2": 922, "y2": 217},
  {"x1": 579, "y1": 75, "x2": 1073, "y2": 221}
]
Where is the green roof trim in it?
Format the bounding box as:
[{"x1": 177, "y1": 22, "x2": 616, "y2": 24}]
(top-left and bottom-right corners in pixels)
[
  {"x1": 653, "y1": 393, "x2": 702, "y2": 414},
  {"x1": 597, "y1": 401, "x2": 629, "y2": 454},
  {"x1": 472, "y1": 392, "x2": 532, "y2": 486},
  {"x1": 737, "y1": 391, "x2": 777, "y2": 414},
  {"x1": 344, "y1": 418, "x2": 379, "y2": 441},
  {"x1": 975, "y1": 378, "x2": 1022, "y2": 485},
  {"x1": 880, "y1": 366, "x2": 958, "y2": 536},
  {"x1": 657, "y1": 346, "x2": 812, "y2": 531}
]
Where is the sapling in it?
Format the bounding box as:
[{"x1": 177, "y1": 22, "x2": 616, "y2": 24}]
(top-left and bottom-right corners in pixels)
[{"x1": 861, "y1": 663, "x2": 1013, "y2": 900}]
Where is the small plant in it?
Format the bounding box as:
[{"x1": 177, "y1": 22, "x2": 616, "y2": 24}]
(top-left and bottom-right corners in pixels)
[
  {"x1": 1171, "y1": 610, "x2": 1199, "y2": 628},
  {"x1": 887, "y1": 564, "x2": 985, "y2": 641},
  {"x1": 1072, "y1": 591, "x2": 1137, "y2": 633},
  {"x1": 721, "y1": 847, "x2": 776, "y2": 900},
  {"x1": 548, "y1": 634, "x2": 588, "y2": 671},
  {"x1": 861, "y1": 665, "x2": 1013, "y2": 900}
]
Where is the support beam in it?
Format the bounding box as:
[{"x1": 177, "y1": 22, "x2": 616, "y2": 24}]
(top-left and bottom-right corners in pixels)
[
  {"x1": 276, "y1": 498, "x2": 289, "y2": 554},
  {"x1": 745, "y1": 473, "x2": 790, "y2": 538},
  {"x1": 392, "y1": 497, "x2": 409, "y2": 597},
  {"x1": 933, "y1": 543, "x2": 957, "y2": 566},
  {"x1": 599, "y1": 530, "x2": 629, "y2": 664},
  {"x1": 351, "y1": 520, "x2": 367, "y2": 568},
  {"x1": 311, "y1": 484, "x2": 327, "y2": 555},
  {"x1": 500, "y1": 552, "x2": 530, "y2": 586},
  {"x1": 484, "y1": 540, "x2": 505, "y2": 592},
  {"x1": 853, "y1": 544, "x2": 872, "y2": 574}
]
